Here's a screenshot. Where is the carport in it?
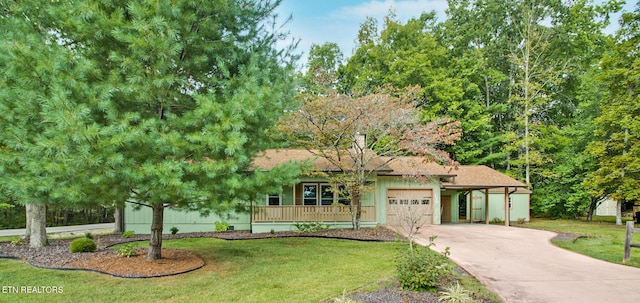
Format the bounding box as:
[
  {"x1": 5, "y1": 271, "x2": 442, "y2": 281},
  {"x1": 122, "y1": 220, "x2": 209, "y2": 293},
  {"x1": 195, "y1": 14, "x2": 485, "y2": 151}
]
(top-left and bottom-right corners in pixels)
[{"x1": 441, "y1": 166, "x2": 529, "y2": 226}]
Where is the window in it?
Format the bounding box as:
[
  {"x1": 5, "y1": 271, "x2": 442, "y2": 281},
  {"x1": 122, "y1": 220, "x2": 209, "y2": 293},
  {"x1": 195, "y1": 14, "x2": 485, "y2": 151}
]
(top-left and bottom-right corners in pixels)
[
  {"x1": 421, "y1": 199, "x2": 430, "y2": 205},
  {"x1": 267, "y1": 194, "x2": 281, "y2": 206},
  {"x1": 389, "y1": 198, "x2": 398, "y2": 205},
  {"x1": 411, "y1": 199, "x2": 419, "y2": 205},
  {"x1": 400, "y1": 199, "x2": 409, "y2": 205},
  {"x1": 303, "y1": 184, "x2": 318, "y2": 205},
  {"x1": 320, "y1": 184, "x2": 334, "y2": 205},
  {"x1": 337, "y1": 184, "x2": 350, "y2": 205}
]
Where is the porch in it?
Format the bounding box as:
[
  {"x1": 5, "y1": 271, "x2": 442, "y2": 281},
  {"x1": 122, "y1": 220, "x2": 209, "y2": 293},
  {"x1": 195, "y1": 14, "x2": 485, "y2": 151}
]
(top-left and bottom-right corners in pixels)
[{"x1": 252, "y1": 205, "x2": 376, "y2": 223}]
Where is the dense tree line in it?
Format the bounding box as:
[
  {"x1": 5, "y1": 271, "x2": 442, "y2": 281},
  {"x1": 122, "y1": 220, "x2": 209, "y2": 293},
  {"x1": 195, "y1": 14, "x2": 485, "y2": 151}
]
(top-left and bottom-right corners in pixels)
[{"x1": 303, "y1": 0, "x2": 640, "y2": 221}]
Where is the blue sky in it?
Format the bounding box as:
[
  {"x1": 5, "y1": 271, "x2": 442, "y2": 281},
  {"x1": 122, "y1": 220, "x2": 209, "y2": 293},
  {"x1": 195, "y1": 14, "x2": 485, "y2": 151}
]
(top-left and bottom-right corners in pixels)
[{"x1": 274, "y1": 0, "x2": 635, "y2": 67}]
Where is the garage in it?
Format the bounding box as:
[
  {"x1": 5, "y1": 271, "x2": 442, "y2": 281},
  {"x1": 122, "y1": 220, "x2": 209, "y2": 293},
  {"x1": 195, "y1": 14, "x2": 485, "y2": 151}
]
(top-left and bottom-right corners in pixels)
[{"x1": 386, "y1": 189, "x2": 433, "y2": 227}]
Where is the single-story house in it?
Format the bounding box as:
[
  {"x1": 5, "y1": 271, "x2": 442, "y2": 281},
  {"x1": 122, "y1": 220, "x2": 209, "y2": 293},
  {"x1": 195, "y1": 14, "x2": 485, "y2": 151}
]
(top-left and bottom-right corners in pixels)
[{"x1": 124, "y1": 149, "x2": 530, "y2": 234}]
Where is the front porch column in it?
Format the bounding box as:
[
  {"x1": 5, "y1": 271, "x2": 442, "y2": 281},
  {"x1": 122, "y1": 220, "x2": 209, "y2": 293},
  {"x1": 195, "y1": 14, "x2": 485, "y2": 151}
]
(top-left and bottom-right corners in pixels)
[{"x1": 504, "y1": 187, "x2": 510, "y2": 226}]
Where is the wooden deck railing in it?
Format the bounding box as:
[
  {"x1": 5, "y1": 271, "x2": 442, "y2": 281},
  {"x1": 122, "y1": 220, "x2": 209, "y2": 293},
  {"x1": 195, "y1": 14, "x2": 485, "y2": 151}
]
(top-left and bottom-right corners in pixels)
[{"x1": 252, "y1": 205, "x2": 376, "y2": 223}]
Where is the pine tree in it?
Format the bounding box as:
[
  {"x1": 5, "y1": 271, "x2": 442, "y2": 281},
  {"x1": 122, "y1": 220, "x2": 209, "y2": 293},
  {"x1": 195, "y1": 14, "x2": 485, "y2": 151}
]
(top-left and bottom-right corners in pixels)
[{"x1": 0, "y1": 0, "x2": 302, "y2": 257}]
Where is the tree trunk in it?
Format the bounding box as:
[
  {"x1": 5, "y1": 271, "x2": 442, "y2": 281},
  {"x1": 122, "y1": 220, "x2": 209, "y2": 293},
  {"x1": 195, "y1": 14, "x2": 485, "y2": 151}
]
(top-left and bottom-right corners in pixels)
[
  {"x1": 24, "y1": 203, "x2": 31, "y2": 241},
  {"x1": 114, "y1": 207, "x2": 124, "y2": 233},
  {"x1": 147, "y1": 205, "x2": 164, "y2": 260},
  {"x1": 353, "y1": 190, "x2": 361, "y2": 231},
  {"x1": 616, "y1": 200, "x2": 622, "y2": 226},
  {"x1": 28, "y1": 204, "x2": 47, "y2": 248},
  {"x1": 586, "y1": 197, "x2": 599, "y2": 222}
]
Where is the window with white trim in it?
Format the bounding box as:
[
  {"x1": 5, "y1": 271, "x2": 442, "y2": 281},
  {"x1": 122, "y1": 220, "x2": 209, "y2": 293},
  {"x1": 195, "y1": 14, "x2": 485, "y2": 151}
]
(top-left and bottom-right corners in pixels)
[
  {"x1": 303, "y1": 184, "x2": 318, "y2": 205},
  {"x1": 267, "y1": 194, "x2": 281, "y2": 206}
]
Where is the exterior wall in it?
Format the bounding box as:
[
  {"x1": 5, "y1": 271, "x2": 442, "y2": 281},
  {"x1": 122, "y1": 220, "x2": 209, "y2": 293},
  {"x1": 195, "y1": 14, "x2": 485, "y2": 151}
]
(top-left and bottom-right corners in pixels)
[
  {"x1": 124, "y1": 205, "x2": 250, "y2": 234},
  {"x1": 376, "y1": 176, "x2": 441, "y2": 224},
  {"x1": 596, "y1": 198, "x2": 618, "y2": 216},
  {"x1": 470, "y1": 190, "x2": 530, "y2": 223},
  {"x1": 441, "y1": 190, "x2": 460, "y2": 223}
]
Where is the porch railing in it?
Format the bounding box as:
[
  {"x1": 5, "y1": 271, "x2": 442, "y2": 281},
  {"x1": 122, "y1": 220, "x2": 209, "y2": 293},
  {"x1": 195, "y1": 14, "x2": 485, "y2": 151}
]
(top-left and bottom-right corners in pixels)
[{"x1": 252, "y1": 205, "x2": 376, "y2": 223}]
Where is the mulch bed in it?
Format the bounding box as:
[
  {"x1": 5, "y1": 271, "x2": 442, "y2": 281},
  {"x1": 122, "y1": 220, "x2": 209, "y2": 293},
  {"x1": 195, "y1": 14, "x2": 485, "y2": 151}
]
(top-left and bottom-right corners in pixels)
[
  {"x1": 0, "y1": 226, "x2": 402, "y2": 278},
  {"x1": 0, "y1": 226, "x2": 496, "y2": 303}
]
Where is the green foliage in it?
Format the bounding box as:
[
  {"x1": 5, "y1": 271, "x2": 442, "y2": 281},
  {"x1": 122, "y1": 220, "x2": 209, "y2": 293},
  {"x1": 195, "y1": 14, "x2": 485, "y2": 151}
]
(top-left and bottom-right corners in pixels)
[
  {"x1": 117, "y1": 243, "x2": 136, "y2": 258},
  {"x1": 331, "y1": 289, "x2": 360, "y2": 303},
  {"x1": 396, "y1": 245, "x2": 453, "y2": 292},
  {"x1": 438, "y1": 282, "x2": 474, "y2": 303},
  {"x1": 10, "y1": 238, "x2": 23, "y2": 247},
  {"x1": 69, "y1": 237, "x2": 97, "y2": 253},
  {"x1": 170, "y1": 227, "x2": 179, "y2": 235},
  {"x1": 292, "y1": 222, "x2": 329, "y2": 232},
  {"x1": 122, "y1": 231, "x2": 135, "y2": 238},
  {"x1": 84, "y1": 232, "x2": 93, "y2": 240},
  {"x1": 214, "y1": 221, "x2": 230, "y2": 233},
  {"x1": 0, "y1": 0, "x2": 302, "y2": 256}
]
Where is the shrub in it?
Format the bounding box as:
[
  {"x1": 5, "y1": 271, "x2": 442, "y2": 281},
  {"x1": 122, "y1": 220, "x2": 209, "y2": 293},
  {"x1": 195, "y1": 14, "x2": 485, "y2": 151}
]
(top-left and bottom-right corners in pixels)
[
  {"x1": 293, "y1": 222, "x2": 329, "y2": 232},
  {"x1": 438, "y1": 282, "x2": 474, "y2": 303},
  {"x1": 396, "y1": 246, "x2": 453, "y2": 292},
  {"x1": 117, "y1": 243, "x2": 136, "y2": 258},
  {"x1": 517, "y1": 218, "x2": 526, "y2": 224},
  {"x1": 70, "y1": 237, "x2": 97, "y2": 253},
  {"x1": 170, "y1": 226, "x2": 179, "y2": 235},
  {"x1": 84, "y1": 232, "x2": 93, "y2": 239},
  {"x1": 10, "y1": 238, "x2": 23, "y2": 247},
  {"x1": 122, "y1": 230, "x2": 135, "y2": 238},
  {"x1": 214, "y1": 221, "x2": 229, "y2": 232},
  {"x1": 332, "y1": 289, "x2": 359, "y2": 303}
]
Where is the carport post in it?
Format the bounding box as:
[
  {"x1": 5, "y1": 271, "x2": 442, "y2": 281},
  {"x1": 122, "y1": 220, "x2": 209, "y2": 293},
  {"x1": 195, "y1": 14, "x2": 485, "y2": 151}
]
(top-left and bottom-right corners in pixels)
[
  {"x1": 485, "y1": 189, "x2": 489, "y2": 224},
  {"x1": 504, "y1": 187, "x2": 510, "y2": 226}
]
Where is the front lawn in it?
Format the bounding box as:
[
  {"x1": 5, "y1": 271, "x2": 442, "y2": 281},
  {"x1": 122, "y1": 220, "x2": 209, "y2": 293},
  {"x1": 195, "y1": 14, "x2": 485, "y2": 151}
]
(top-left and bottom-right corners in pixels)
[
  {"x1": 517, "y1": 218, "x2": 640, "y2": 267},
  {"x1": 1, "y1": 237, "x2": 401, "y2": 303}
]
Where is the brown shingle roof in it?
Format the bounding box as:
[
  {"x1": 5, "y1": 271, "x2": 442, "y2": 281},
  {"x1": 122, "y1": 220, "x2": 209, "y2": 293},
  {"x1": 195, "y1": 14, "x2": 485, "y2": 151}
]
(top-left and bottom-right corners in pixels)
[
  {"x1": 379, "y1": 156, "x2": 457, "y2": 177},
  {"x1": 441, "y1": 165, "x2": 528, "y2": 189},
  {"x1": 251, "y1": 149, "x2": 391, "y2": 172},
  {"x1": 252, "y1": 149, "x2": 528, "y2": 189}
]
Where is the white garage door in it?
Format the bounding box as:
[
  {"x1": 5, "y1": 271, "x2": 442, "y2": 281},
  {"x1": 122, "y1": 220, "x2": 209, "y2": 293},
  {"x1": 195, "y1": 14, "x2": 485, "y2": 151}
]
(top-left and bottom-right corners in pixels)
[{"x1": 386, "y1": 189, "x2": 433, "y2": 227}]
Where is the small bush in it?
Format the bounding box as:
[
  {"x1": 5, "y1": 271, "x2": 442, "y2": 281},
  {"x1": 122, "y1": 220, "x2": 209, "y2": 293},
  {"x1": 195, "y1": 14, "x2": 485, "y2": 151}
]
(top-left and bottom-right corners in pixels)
[
  {"x1": 293, "y1": 222, "x2": 329, "y2": 232},
  {"x1": 214, "y1": 221, "x2": 229, "y2": 232},
  {"x1": 438, "y1": 282, "x2": 474, "y2": 303},
  {"x1": 396, "y1": 246, "x2": 453, "y2": 292},
  {"x1": 170, "y1": 226, "x2": 179, "y2": 235},
  {"x1": 84, "y1": 232, "x2": 93, "y2": 239},
  {"x1": 517, "y1": 218, "x2": 526, "y2": 224},
  {"x1": 117, "y1": 243, "x2": 136, "y2": 258},
  {"x1": 10, "y1": 238, "x2": 23, "y2": 247},
  {"x1": 122, "y1": 230, "x2": 135, "y2": 238},
  {"x1": 332, "y1": 289, "x2": 359, "y2": 303},
  {"x1": 70, "y1": 237, "x2": 97, "y2": 253}
]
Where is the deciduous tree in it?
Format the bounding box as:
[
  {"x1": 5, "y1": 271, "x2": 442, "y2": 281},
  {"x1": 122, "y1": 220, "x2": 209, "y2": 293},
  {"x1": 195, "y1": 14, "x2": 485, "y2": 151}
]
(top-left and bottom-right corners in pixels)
[{"x1": 278, "y1": 86, "x2": 461, "y2": 230}]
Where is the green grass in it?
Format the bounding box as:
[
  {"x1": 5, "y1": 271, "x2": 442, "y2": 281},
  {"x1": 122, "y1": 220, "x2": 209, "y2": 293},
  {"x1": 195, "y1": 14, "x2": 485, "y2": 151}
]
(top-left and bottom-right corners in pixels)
[
  {"x1": 1, "y1": 237, "x2": 402, "y2": 303},
  {"x1": 516, "y1": 217, "x2": 640, "y2": 267}
]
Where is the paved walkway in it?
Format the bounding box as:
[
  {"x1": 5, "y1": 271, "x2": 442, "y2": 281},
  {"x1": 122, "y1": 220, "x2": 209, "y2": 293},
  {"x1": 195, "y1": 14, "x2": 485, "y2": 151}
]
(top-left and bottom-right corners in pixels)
[
  {"x1": 0, "y1": 223, "x2": 114, "y2": 237},
  {"x1": 405, "y1": 224, "x2": 640, "y2": 303}
]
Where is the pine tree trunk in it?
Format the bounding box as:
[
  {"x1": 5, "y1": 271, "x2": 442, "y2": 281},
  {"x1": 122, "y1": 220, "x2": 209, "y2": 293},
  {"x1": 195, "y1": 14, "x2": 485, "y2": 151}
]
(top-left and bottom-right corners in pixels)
[
  {"x1": 28, "y1": 204, "x2": 47, "y2": 248},
  {"x1": 24, "y1": 203, "x2": 31, "y2": 241},
  {"x1": 147, "y1": 205, "x2": 164, "y2": 260},
  {"x1": 114, "y1": 207, "x2": 124, "y2": 233}
]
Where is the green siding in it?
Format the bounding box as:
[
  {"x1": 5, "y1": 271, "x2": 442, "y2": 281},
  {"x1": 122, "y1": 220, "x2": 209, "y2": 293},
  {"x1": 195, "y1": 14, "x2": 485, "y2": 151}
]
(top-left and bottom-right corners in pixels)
[
  {"x1": 465, "y1": 190, "x2": 530, "y2": 223},
  {"x1": 124, "y1": 204, "x2": 250, "y2": 234}
]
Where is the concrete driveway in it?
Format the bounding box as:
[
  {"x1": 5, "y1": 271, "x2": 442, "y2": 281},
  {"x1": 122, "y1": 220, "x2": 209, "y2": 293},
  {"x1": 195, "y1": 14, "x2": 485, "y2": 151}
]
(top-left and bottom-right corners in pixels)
[{"x1": 407, "y1": 224, "x2": 640, "y2": 303}]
